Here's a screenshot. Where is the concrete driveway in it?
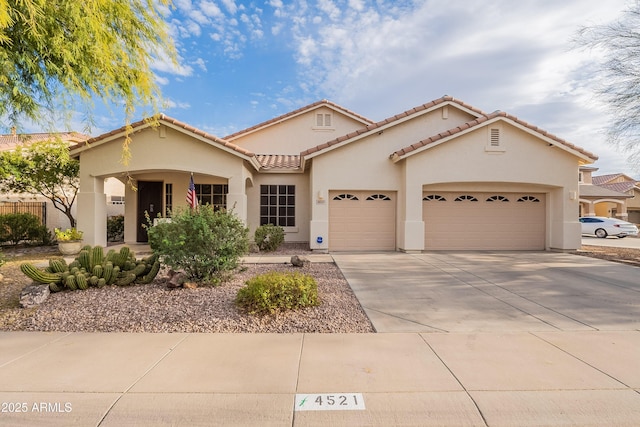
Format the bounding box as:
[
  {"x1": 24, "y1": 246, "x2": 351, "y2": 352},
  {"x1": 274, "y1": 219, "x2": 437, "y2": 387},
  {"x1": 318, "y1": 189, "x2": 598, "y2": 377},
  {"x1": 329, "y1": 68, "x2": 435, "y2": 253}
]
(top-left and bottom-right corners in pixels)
[{"x1": 333, "y1": 251, "x2": 640, "y2": 333}]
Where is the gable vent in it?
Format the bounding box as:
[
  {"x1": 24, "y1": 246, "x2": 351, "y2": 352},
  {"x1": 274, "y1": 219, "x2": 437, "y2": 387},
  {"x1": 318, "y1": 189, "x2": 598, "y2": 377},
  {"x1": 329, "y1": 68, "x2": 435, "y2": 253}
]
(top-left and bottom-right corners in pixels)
[{"x1": 490, "y1": 128, "x2": 500, "y2": 147}]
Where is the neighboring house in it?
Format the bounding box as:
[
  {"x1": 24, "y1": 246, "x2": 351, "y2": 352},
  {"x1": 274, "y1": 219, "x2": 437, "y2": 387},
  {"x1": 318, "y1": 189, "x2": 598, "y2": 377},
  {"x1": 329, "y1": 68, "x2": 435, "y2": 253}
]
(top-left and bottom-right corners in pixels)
[
  {"x1": 586, "y1": 171, "x2": 640, "y2": 223},
  {"x1": 0, "y1": 130, "x2": 124, "y2": 231},
  {"x1": 70, "y1": 96, "x2": 598, "y2": 251}
]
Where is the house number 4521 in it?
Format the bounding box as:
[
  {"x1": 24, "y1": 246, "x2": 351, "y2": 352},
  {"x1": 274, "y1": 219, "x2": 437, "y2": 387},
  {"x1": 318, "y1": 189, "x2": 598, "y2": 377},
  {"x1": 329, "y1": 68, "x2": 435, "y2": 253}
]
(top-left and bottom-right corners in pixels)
[{"x1": 295, "y1": 393, "x2": 365, "y2": 411}]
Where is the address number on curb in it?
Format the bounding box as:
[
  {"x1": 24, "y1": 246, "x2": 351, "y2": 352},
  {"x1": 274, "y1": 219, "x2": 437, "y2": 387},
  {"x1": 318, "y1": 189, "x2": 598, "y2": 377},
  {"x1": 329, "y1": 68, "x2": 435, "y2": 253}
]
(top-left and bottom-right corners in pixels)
[{"x1": 295, "y1": 393, "x2": 365, "y2": 411}]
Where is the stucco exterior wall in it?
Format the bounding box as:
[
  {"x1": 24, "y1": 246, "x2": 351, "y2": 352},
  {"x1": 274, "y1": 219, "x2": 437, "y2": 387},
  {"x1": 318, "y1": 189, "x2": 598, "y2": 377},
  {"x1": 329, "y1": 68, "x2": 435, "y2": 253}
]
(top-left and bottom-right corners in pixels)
[
  {"x1": 402, "y1": 123, "x2": 582, "y2": 250},
  {"x1": 230, "y1": 107, "x2": 368, "y2": 154},
  {"x1": 76, "y1": 125, "x2": 253, "y2": 246},
  {"x1": 246, "y1": 173, "x2": 310, "y2": 243}
]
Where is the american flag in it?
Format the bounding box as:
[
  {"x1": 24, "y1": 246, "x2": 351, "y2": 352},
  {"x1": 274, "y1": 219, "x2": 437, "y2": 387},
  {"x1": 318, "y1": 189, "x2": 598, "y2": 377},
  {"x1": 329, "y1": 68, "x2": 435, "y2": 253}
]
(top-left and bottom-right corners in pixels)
[{"x1": 186, "y1": 174, "x2": 198, "y2": 209}]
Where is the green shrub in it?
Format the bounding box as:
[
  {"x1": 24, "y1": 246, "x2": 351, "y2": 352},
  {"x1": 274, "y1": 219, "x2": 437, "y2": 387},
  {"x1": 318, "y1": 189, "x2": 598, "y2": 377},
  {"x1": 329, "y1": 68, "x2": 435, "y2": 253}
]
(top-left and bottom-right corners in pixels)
[
  {"x1": 147, "y1": 205, "x2": 249, "y2": 283},
  {"x1": 254, "y1": 224, "x2": 285, "y2": 252},
  {"x1": 107, "y1": 215, "x2": 124, "y2": 242},
  {"x1": 0, "y1": 213, "x2": 44, "y2": 245},
  {"x1": 236, "y1": 271, "x2": 319, "y2": 314}
]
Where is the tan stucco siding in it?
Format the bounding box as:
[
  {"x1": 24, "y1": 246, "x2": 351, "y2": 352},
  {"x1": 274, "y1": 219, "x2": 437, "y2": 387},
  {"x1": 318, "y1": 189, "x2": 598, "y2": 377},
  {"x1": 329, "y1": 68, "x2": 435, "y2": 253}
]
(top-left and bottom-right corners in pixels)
[
  {"x1": 78, "y1": 126, "x2": 247, "y2": 182},
  {"x1": 231, "y1": 107, "x2": 367, "y2": 154},
  {"x1": 403, "y1": 124, "x2": 582, "y2": 250},
  {"x1": 246, "y1": 173, "x2": 310, "y2": 243}
]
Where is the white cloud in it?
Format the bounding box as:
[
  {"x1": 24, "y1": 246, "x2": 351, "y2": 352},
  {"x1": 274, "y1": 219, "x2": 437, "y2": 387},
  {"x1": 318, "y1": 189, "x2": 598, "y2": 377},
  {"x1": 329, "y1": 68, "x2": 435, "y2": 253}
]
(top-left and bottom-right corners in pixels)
[
  {"x1": 220, "y1": 0, "x2": 238, "y2": 14},
  {"x1": 165, "y1": 99, "x2": 192, "y2": 109},
  {"x1": 200, "y1": 0, "x2": 224, "y2": 18},
  {"x1": 194, "y1": 58, "x2": 207, "y2": 71},
  {"x1": 151, "y1": 50, "x2": 194, "y2": 77}
]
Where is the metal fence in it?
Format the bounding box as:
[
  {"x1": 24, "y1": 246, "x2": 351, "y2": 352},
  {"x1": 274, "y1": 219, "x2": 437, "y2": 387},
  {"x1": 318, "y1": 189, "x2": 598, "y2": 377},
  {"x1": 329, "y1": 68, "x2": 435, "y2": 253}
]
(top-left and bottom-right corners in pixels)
[{"x1": 0, "y1": 202, "x2": 47, "y2": 226}]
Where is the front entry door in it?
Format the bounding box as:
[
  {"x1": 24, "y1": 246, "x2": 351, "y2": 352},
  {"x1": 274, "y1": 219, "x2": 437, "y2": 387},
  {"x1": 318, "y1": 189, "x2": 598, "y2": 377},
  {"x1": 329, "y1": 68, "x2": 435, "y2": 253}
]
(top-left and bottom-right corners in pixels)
[{"x1": 137, "y1": 181, "x2": 163, "y2": 242}]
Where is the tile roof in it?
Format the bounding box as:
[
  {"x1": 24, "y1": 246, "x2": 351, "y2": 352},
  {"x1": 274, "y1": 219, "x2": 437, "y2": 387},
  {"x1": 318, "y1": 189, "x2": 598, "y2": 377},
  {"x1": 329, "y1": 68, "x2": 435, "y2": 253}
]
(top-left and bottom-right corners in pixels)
[
  {"x1": 597, "y1": 182, "x2": 638, "y2": 193},
  {"x1": 256, "y1": 154, "x2": 301, "y2": 170},
  {"x1": 0, "y1": 132, "x2": 90, "y2": 152},
  {"x1": 390, "y1": 110, "x2": 599, "y2": 162},
  {"x1": 223, "y1": 99, "x2": 375, "y2": 140},
  {"x1": 592, "y1": 173, "x2": 625, "y2": 185},
  {"x1": 300, "y1": 96, "x2": 487, "y2": 158},
  {"x1": 579, "y1": 184, "x2": 633, "y2": 198},
  {"x1": 70, "y1": 114, "x2": 255, "y2": 158}
]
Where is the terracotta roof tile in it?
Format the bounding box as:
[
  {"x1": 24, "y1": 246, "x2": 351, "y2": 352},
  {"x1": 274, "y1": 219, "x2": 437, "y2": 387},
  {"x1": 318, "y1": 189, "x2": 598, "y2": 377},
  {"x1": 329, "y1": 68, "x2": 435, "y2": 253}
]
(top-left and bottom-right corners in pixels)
[
  {"x1": 391, "y1": 110, "x2": 599, "y2": 161},
  {"x1": 579, "y1": 184, "x2": 632, "y2": 198},
  {"x1": 597, "y1": 182, "x2": 637, "y2": 193},
  {"x1": 300, "y1": 95, "x2": 486, "y2": 158},
  {"x1": 223, "y1": 99, "x2": 374, "y2": 140},
  {"x1": 256, "y1": 154, "x2": 301, "y2": 170},
  {"x1": 592, "y1": 173, "x2": 624, "y2": 185},
  {"x1": 0, "y1": 132, "x2": 90, "y2": 152},
  {"x1": 70, "y1": 115, "x2": 255, "y2": 158}
]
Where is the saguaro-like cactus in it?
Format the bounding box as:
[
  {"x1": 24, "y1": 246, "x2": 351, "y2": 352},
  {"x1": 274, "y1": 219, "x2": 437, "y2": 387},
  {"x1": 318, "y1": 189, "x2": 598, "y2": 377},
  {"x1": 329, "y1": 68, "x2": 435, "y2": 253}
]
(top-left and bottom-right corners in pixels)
[{"x1": 19, "y1": 245, "x2": 162, "y2": 292}]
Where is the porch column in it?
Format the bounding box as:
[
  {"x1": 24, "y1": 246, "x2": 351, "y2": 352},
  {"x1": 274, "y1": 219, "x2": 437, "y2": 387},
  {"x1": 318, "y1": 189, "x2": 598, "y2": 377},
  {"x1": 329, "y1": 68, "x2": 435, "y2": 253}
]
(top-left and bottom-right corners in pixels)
[
  {"x1": 227, "y1": 174, "x2": 247, "y2": 223},
  {"x1": 77, "y1": 175, "x2": 107, "y2": 247},
  {"x1": 616, "y1": 202, "x2": 629, "y2": 220}
]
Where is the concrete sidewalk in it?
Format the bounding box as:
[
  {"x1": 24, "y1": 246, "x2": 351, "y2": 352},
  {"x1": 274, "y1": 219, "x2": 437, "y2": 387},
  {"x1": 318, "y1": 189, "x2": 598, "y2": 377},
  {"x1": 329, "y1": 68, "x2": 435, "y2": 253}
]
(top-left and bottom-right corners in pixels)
[
  {"x1": 1, "y1": 331, "x2": 639, "y2": 426},
  {"x1": 3, "y1": 250, "x2": 640, "y2": 425}
]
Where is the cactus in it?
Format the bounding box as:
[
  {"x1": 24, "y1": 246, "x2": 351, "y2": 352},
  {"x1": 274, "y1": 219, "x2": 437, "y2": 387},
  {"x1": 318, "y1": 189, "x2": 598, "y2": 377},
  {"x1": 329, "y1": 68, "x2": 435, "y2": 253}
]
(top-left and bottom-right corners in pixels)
[
  {"x1": 49, "y1": 258, "x2": 67, "y2": 273},
  {"x1": 20, "y1": 263, "x2": 62, "y2": 284},
  {"x1": 116, "y1": 272, "x2": 137, "y2": 286},
  {"x1": 90, "y1": 246, "x2": 104, "y2": 269},
  {"x1": 65, "y1": 275, "x2": 77, "y2": 290},
  {"x1": 20, "y1": 244, "x2": 162, "y2": 292},
  {"x1": 92, "y1": 264, "x2": 103, "y2": 278},
  {"x1": 77, "y1": 250, "x2": 91, "y2": 270},
  {"x1": 138, "y1": 260, "x2": 161, "y2": 284},
  {"x1": 76, "y1": 274, "x2": 89, "y2": 290}
]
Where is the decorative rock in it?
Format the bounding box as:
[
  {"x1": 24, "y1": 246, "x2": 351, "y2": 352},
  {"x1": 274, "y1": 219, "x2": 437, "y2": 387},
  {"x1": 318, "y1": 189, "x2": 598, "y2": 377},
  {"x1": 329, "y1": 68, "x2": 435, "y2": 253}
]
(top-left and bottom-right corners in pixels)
[
  {"x1": 291, "y1": 255, "x2": 310, "y2": 267},
  {"x1": 167, "y1": 269, "x2": 188, "y2": 288},
  {"x1": 248, "y1": 242, "x2": 260, "y2": 253},
  {"x1": 20, "y1": 284, "x2": 50, "y2": 308}
]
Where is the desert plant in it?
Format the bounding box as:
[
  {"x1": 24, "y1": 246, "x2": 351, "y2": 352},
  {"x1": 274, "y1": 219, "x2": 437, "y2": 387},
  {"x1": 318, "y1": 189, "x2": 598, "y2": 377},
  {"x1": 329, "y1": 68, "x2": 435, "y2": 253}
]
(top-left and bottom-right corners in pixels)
[
  {"x1": 0, "y1": 213, "x2": 44, "y2": 245},
  {"x1": 107, "y1": 215, "x2": 124, "y2": 242},
  {"x1": 19, "y1": 245, "x2": 161, "y2": 292},
  {"x1": 147, "y1": 205, "x2": 249, "y2": 283},
  {"x1": 236, "y1": 271, "x2": 319, "y2": 315},
  {"x1": 254, "y1": 223, "x2": 285, "y2": 252}
]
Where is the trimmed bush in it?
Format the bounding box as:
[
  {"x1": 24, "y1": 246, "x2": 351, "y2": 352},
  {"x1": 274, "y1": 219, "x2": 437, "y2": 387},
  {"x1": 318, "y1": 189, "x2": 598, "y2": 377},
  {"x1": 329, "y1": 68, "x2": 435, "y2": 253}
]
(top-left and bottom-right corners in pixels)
[
  {"x1": 107, "y1": 215, "x2": 124, "y2": 242},
  {"x1": 236, "y1": 271, "x2": 319, "y2": 314},
  {"x1": 0, "y1": 213, "x2": 44, "y2": 245},
  {"x1": 147, "y1": 205, "x2": 249, "y2": 283},
  {"x1": 254, "y1": 224, "x2": 285, "y2": 252}
]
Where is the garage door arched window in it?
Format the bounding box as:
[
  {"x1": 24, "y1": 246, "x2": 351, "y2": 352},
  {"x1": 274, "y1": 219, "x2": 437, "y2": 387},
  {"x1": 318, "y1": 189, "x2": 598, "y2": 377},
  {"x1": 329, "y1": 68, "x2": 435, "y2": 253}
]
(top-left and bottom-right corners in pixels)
[
  {"x1": 517, "y1": 196, "x2": 541, "y2": 203},
  {"x1": 333, "y1": 194, "x2": 359, "y2": 201},
  {"x1": 486, "y1": 195, "x2": 509, "y2": 202},
  {"x1": 454, "y1": 195, "x2": 479, "y2": 202},
  {"x1": 423, "y1": 194, "x2": 447, "y2": 201},
  {"x1": 366, "y1": 194, "x2": 391, "y2": 201}
]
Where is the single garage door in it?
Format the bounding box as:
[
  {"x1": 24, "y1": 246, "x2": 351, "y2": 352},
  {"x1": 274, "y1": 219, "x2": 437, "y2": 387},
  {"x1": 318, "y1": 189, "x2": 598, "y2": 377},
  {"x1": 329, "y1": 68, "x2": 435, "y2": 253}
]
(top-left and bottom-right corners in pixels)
[
  {"x1": 329, "y1": 191, "x2": 396, "y2": 251},
  {"x1": 423, "y1": 192, "x2": 545, "y2": 250}
]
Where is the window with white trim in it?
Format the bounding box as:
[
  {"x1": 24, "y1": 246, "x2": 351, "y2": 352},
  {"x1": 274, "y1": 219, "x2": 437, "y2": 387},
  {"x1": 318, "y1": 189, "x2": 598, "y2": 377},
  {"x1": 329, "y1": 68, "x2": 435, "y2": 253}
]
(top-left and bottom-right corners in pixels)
[
  {"x1": 314, "y1": 112, "x2": 334, "y2": 130},
  {"x1": 195, "y1": 184, "x2": 228, "y2": 211},
  {"x1": 260, "y1": 185, "x2": 295, "y2": 226}
]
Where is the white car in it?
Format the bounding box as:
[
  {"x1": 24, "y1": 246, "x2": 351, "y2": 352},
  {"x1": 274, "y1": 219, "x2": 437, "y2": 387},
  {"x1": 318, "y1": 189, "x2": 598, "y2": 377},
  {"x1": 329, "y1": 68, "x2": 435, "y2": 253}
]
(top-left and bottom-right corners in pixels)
[{"x1": 579, "y1": 216, "x2": 639, "y2": 238}]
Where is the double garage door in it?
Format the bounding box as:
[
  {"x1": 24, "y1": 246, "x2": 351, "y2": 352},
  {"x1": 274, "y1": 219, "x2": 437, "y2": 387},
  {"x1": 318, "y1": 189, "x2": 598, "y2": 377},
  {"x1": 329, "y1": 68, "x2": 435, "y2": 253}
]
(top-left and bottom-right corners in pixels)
[
  {"x1": 329, "y1": 190, "x2": 545, "y2": 251},
  {"x1": 423, "y1": 192, "x2": 546, "y2": 250}
]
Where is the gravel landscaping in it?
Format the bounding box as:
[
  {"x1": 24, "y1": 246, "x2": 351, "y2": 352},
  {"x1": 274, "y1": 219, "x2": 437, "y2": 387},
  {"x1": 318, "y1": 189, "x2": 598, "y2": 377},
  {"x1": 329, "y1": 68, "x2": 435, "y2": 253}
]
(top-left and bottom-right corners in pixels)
[{"x1": 0, "y1": 244, "x2": 375, "y2": 333}]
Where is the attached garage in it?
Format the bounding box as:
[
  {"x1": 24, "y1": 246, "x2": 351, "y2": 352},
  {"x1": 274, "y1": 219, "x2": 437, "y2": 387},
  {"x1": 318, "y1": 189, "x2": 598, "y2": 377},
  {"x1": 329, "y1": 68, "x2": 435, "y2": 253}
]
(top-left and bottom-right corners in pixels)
[
  {"x1": 423, "y1": 192, "x2": 546, "y2": 250},
  {"x1": 329, "y1": 191, "x2": 396, "y2": 251}
]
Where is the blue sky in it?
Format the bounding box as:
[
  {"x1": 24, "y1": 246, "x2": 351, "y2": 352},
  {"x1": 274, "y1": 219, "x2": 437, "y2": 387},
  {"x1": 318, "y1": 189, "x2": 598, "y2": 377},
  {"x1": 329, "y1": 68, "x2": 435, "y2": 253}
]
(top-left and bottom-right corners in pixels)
[{"x1": 66, "y1": 0, "x2": 640, "y2": 175}]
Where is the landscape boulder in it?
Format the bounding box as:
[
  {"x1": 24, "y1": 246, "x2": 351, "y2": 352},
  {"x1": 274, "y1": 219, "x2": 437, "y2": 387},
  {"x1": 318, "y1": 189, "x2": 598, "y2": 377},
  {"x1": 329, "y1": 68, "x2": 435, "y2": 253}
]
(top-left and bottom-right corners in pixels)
[
  {"x1": 20, "y1": 284, "x2": 50, "y2": 308},
  {"x1": 291, "y1": 255, "x2": 310, "y2": 267}
]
